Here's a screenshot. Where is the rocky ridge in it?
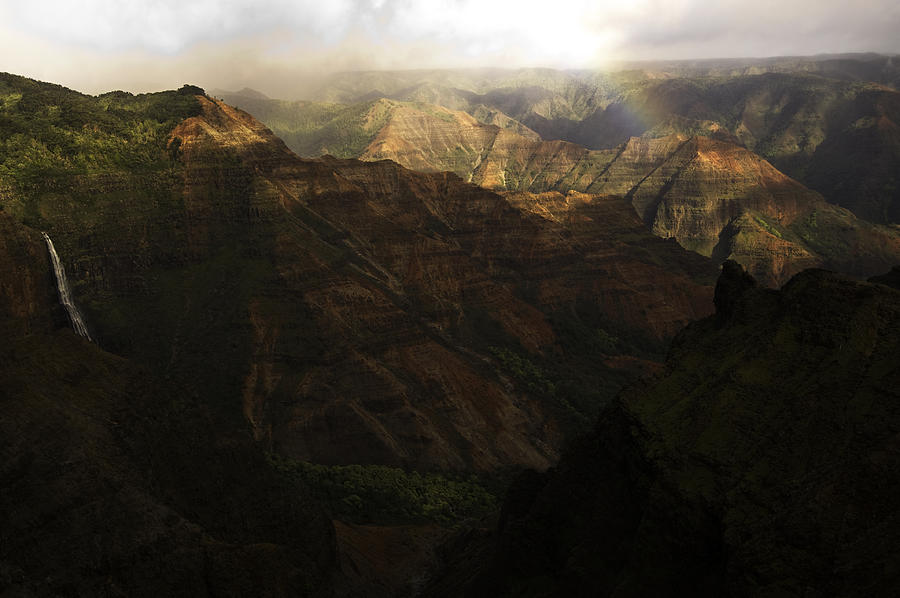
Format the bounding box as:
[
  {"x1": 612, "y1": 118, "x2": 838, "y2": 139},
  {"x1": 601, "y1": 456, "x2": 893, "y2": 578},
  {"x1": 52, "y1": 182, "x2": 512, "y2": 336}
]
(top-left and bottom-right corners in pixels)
[{"x1": 242, "y1": 60, "x2": 900, "y2": 236}]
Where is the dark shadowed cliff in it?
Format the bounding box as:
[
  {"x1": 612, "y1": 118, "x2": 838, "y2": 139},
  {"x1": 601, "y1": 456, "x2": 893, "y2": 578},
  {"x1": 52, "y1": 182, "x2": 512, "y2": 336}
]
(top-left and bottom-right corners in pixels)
[
  {"x1": 429, "y1": 262, "x2": 900, "y2": 596},
  {"x1": 3, "y1": 64, "x2": 900, "y2": 596},
  {"x1": 0, "y1": 211, "x2": 338, "y2": 596}
]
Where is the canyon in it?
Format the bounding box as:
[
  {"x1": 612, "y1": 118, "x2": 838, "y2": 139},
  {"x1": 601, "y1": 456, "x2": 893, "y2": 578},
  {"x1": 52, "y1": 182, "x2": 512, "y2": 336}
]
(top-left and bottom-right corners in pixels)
[
  {"x1": 0, "y1": 72, "x2": 716, "y2": 595},
  {"x1": 3, "y1": 55, "x2": 900, "y2": 596}
]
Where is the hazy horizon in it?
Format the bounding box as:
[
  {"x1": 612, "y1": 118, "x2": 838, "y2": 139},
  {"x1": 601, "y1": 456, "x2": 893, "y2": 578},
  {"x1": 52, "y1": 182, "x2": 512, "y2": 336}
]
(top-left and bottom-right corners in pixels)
[{"x1": 2, "y1": 0, "x2": 898, "y2": 98}]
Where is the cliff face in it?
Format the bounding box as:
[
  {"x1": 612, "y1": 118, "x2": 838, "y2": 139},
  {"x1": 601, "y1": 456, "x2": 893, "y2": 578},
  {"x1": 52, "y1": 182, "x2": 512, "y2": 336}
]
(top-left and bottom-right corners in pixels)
[
  {"x1": 498, "y1": 189, "x2": 716, "y2": 340},
  {"x1": 437, "y1": 262, "x2": 900, "y2": 597},
  {"x1": 0, "y1": 212, "x2": 338, "y2": 597},
  {"x1": 358, "y1": 101, "x2": 615, "y2": 192},
  {"x1": 0, "y1": 211, "x2": 60, "y2": 337},
  {"x1": 108, "y1": 95, "x2": 568, "y2": 472},
  {"x1": 4, "y1": 68, "x2": 899, "y2": 595},
  {"x1": 591, "y1": 134, "x2": 900, "y2": 286},
  {"x1": 0, "y1": 76, "x2": 720, "y2": 592},
  {"x1": 235, "y1": 64, "x2": 900, "y2": 288},
  {"x1": 803, "y1": 88, "x2": 900, "y2": 223},
  {"x1": 283, "y1": 64, "x2": 900, "y2": 227},
  {"x1": 601, "y1": 135, "x2": 900, "y2": 285},
  {"x1": 292, "y1": 63, "x2": 900, "y2": 227}
]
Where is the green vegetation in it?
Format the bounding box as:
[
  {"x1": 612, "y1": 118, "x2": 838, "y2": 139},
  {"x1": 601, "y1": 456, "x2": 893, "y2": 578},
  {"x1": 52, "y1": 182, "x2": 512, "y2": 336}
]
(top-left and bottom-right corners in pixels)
[
  {"x1": 0, "y1": 74, "x2": 202, "y2": 230},
  {"x1": 486, "y1": 320, "x2": 645, "y2": 431},
  {"x1": 752, "y1": 213, "x2": 784, "y2": 239},
  {"x1": 0, "y1": 74, "x2": 200, "y2": 189},
  {"x1": 788, "y1": 203, "x2": 900, "y2": 271},
  {"x1": 214, "y1": 95, "x2": 396, "y2": 158},
  {"x1": 0, "y1": 73, "x2": 286, "y2": 429},
  {"x1": 489, "y1": 346, "x2": 556, "y2": 397},
  {"x1": 413, "y1": 101, "x2": 456, "y2": 123},
  {"x1": 462, "y1": 298, "x2": 653, "y2": 435},
  {"x1": 543, "y1": 306, "x2": 660, "y2": 421},
  {"x1": 269, "y1": 455, "x2": 498, "y2": 526}
]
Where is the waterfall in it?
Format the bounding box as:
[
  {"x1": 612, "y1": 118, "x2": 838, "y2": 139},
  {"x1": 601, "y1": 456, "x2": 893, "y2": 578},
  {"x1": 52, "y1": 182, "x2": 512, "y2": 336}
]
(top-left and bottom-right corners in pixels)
[{"x1": 42, "y1": 232, "x2": 92, "y2": 341}]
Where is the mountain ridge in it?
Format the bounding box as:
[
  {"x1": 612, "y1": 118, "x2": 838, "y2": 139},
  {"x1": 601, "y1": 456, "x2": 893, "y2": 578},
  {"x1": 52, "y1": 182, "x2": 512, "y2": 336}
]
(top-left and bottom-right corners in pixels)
[{"x1": 273, "y1": 61, "x2": 900, "y2": 226}]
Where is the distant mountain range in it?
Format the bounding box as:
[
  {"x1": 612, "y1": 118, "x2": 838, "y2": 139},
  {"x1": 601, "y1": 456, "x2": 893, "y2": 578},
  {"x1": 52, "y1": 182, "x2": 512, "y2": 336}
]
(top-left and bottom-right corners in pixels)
[{"x1": 219, "y1": 54, "x2": 900, "y2": 228}]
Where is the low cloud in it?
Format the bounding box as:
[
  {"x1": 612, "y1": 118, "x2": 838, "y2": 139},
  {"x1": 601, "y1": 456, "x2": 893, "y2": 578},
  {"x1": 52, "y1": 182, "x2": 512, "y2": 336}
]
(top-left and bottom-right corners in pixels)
[{"x1": 2, "y1": 0, "x2": 898, "y2": 96}]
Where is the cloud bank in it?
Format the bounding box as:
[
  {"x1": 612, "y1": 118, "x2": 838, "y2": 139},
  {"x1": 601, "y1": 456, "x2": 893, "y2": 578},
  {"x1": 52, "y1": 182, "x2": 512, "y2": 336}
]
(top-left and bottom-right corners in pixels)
[{"x1": 2, "y1": 0, "x2": 898, "y2": 96}]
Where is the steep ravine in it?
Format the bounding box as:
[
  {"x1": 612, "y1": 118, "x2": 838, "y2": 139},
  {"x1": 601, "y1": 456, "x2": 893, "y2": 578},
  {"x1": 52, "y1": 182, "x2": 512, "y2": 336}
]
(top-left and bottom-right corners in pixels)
[{"x1": 3, "y1": 73, "x2": 899, "y2": 596}]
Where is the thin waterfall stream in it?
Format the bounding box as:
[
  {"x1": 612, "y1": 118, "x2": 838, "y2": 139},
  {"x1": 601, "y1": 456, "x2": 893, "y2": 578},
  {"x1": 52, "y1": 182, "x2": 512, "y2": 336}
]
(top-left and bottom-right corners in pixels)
[{"x1": 42, "y1": 232, "x2": 92, "y2": 341}]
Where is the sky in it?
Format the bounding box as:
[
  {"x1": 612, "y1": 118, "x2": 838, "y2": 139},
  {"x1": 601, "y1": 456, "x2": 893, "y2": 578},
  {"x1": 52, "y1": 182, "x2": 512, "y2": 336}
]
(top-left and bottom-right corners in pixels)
[{"x1": 1, "y1": 0, "x2": 898, "y2": 97}]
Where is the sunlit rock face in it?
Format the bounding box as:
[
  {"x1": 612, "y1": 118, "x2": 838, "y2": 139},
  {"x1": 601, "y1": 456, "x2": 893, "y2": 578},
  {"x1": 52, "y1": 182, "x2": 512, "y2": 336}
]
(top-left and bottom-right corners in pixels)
[
  {"x1": 238, "y1": 95, "x2": 900, "y2": 288},
  {"x1": 571, "y1": 72, "x2": 900, "y2": 226}
]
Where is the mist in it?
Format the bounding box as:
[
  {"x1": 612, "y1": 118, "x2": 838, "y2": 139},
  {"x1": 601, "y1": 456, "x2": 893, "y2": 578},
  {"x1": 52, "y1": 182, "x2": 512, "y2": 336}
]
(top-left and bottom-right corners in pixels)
[{"x1": 2, "y1": 0, "x2": 898, "y2": 97}]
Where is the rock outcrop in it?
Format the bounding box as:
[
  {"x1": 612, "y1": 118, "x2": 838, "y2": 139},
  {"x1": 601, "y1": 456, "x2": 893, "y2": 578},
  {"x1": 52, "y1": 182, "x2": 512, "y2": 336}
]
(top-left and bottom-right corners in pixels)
[
  {"x1": 286, "y1": 62, "x2": 900, "y2": 227},
  {"x1": 575, "y1": 73, "x2": 900, "y2": 225}
]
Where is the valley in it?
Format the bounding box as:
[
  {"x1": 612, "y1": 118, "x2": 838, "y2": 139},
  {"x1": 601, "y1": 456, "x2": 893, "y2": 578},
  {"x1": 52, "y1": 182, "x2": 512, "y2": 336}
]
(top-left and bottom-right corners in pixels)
[
  {"x1": 1, "y1": 72, "x2": 714, "y2": 595},
  {"x1": 2, "y1": 51, "x2": 900, "y2": 597}
]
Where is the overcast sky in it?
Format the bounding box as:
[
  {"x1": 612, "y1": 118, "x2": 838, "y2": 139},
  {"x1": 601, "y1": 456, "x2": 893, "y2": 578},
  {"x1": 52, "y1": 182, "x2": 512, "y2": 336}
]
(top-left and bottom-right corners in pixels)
[{"x1": 1, "y1": 0, "x2": 898, "y2": 97}]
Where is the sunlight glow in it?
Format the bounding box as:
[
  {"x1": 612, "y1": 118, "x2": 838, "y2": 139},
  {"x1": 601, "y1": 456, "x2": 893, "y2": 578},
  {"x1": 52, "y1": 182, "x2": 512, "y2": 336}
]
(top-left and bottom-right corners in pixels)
[{"x1": 1, "y1": 0, "x2": 897, "y2": 94}]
